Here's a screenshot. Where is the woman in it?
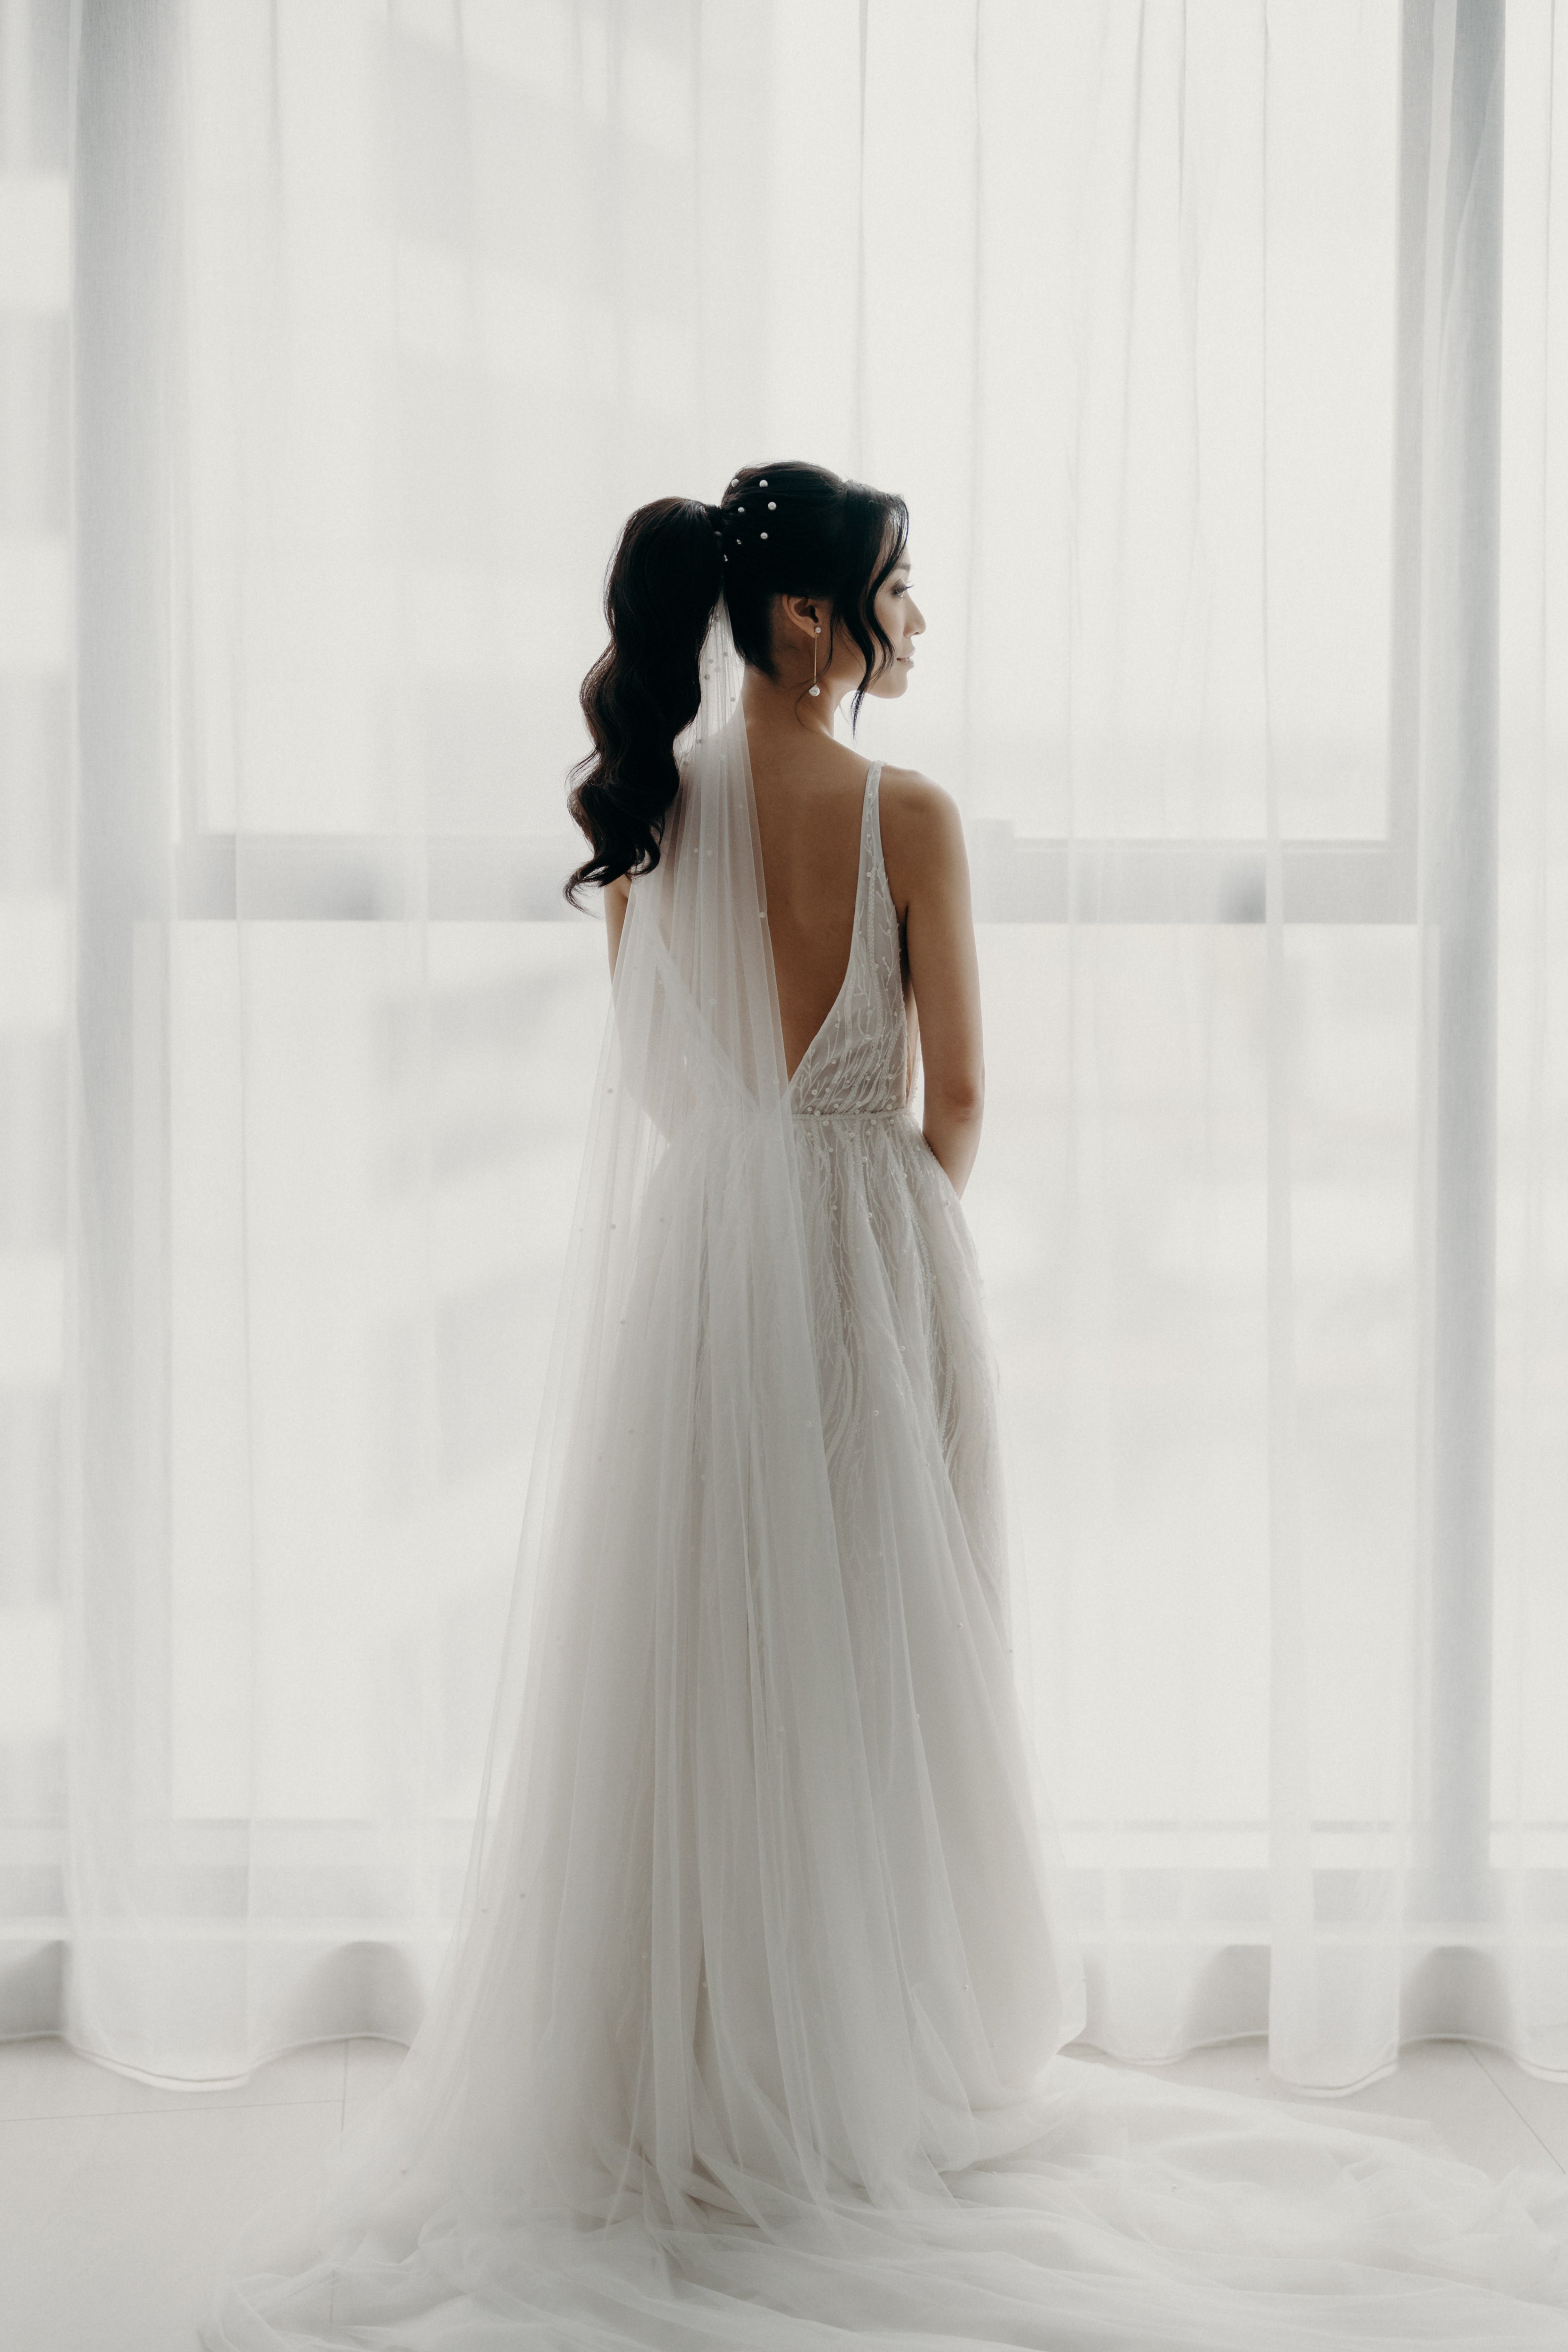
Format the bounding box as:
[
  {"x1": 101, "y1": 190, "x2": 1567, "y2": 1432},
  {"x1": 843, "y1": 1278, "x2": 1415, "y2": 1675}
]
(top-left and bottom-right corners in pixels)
[{"x1": 207, "y1": 463, "x2": 1567, "y2": 2349}]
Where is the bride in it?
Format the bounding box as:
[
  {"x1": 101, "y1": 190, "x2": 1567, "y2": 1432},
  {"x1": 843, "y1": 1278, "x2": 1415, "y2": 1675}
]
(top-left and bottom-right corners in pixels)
[{"x1": 206, "y1": 461, "x2": 1567, "y2": 2349}]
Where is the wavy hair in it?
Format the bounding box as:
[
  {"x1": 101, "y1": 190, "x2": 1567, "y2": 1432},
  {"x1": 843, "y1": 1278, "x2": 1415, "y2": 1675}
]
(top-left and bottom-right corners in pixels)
[{"x1": 565, "y1": 461, "x2": 908, "y2": 906}]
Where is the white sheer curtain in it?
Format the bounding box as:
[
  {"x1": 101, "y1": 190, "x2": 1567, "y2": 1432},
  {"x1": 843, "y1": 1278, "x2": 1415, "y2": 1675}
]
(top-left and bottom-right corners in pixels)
[{"x1": 0, "y1": 0, "x2": 1562, "y2": 2091}]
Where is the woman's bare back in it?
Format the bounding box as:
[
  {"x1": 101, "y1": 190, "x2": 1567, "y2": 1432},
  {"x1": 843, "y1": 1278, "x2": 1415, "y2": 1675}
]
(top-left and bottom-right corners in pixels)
[{"x1": 745, "y1": 732, "x2": 919, "y2": 1084}]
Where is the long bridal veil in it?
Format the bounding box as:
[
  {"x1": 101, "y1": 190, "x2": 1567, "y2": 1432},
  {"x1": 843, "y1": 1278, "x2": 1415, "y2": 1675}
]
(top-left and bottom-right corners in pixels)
[{"x1": 206, "y1": 612, "x2": 1568, "y2": 2351}]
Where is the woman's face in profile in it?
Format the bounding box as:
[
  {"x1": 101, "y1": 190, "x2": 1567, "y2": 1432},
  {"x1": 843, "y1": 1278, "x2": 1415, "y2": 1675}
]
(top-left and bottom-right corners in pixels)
[{"x1": 865, "y1": 547, "x2": 924, "y2": 699}]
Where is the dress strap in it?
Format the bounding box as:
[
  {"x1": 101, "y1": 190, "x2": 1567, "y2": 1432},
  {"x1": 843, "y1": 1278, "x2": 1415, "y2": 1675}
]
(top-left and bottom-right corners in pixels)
[
  {"x1": 854, "y1": 763, "x2": 883, "y2": 939},
  {"x1": 860, "y1": 762, "x2": 883, "y2": 871}
]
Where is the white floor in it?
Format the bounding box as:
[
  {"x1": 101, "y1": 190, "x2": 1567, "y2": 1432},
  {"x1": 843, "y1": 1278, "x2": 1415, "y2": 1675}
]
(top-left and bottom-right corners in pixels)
[{"x1": 1, "y1": 2032, "x2": 1565, "y2": 2351}]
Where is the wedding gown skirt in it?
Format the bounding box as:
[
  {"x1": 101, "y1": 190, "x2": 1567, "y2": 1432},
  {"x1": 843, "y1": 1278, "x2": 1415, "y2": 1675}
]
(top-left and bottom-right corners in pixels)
[{"x1": 206, "y1": 757, "x2": 1568, "y2": 2349}]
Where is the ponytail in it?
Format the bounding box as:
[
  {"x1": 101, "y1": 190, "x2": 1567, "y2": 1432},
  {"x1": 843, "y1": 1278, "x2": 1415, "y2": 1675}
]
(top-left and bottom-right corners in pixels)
[
  {"x1": 564, "y1": 499, "x2": 723, "y2": 907},
  {"x1": 565, "y1": 465, "x2": 908, "y2": 908}
]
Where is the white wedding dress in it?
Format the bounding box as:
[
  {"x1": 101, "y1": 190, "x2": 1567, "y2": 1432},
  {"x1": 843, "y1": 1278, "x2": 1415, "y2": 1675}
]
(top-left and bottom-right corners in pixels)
[{"x1": 206, "y1": 620, "x2": 1568, "y2": 2350}]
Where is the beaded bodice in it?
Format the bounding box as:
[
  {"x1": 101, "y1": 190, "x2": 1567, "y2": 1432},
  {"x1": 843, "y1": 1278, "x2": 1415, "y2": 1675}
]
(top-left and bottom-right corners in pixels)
[{"x1": 787, "y1": 764, "x2": 910, "y2": 1118}]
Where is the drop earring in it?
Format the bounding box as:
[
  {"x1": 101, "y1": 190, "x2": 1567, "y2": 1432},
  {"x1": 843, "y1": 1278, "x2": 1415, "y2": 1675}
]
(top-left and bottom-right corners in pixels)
[{"x1": 808, "y1": 624, "x2": 822, "y2": 698}]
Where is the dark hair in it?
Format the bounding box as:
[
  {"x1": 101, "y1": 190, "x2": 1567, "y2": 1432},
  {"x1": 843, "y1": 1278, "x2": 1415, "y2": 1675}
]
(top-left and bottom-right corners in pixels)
[{"x1": 564, "y1": 461, "x2": 909, "y2": 906}]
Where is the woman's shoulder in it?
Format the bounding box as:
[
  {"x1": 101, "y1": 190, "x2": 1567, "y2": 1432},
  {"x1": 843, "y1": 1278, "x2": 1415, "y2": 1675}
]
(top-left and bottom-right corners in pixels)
[
  {"x1": 877, "y1": 764, "x2": 964, "y2": 852},
  {"x1": 876, "y1": 765, "x2": 966, "y2": 913}
]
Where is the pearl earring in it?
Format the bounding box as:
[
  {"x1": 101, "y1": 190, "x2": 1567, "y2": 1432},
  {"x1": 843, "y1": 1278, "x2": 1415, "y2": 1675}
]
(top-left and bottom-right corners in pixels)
[{"x1": 808, "y1": 624, "x2": 821, "y2": 698}]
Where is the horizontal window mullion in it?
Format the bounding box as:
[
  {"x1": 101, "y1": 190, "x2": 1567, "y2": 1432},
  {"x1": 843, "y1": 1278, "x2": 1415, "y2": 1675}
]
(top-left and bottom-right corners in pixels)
[
  {"x1": 967, "y1": 831, "x2": 1417, "y2": 924},
  {"x1": 174, "y1": 830, "x2": 1419, "y2": 926}
]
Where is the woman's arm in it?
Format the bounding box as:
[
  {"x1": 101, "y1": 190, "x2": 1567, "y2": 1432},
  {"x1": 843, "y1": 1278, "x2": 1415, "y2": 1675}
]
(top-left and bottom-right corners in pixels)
[
  {"x1": 892, "y1": 779, "x2": 984, "y2": 1197},
  {"x1": 603, "y1": 873, "x2": 631, "y2": 977}
]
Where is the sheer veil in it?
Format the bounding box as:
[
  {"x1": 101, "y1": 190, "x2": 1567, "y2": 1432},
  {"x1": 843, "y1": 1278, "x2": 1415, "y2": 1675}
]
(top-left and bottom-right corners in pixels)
[
  {"x1": 205, "y1": 600, "x2": 1075, "y2": 2344},
  {"x1": 205, "y1": 609, "x2": 1568, "y2": 2351}
]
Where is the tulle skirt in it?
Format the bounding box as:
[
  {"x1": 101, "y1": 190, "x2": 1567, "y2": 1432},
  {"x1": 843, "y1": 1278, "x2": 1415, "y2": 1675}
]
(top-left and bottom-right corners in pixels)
[{"x1": 205, "y1": 1100, "x2": 1568, "y2": 2349}]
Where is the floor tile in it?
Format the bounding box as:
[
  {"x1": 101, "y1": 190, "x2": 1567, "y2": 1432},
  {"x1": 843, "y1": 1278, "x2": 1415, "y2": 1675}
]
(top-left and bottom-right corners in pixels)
[
  {"x1": 0, "y1": 2098, "x2": 342, "y2": 2352},
  {"x1": 344, "y1": 2034, "x2": 408, "y2": 2117},
  {"x1": 1470, "y1": 2042, "x2": 1568, "y2": 2171},
  {"x1": 0, "y1": 2033, "x2": 349, "y2": 2120},
  {"x1": 1074, "y1": 2035, "x2": 1561, "y2": 2187}
]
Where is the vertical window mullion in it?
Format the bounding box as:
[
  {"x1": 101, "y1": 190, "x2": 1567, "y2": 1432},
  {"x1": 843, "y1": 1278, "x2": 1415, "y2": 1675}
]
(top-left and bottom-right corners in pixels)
[{"x1": 1405, "y1": 0, "x2": 1505, "y2": 1922}]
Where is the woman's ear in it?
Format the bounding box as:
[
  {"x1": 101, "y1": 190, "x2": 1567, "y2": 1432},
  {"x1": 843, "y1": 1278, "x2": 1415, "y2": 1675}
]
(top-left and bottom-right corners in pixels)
[{"x1": 779, "y1": 591, "x2": 822, "y2": 646}]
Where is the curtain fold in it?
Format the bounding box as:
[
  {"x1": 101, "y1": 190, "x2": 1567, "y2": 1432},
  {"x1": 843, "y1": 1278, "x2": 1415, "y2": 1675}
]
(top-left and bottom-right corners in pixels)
[{"x1": 0, "y1": 0, "x2": 1559, "y2": 2087}]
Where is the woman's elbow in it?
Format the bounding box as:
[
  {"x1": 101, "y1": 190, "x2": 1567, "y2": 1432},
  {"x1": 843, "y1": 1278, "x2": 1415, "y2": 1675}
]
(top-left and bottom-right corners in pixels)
[{"x1": 930, "y1": 1072, "x2": 984, "y2": 1121}]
